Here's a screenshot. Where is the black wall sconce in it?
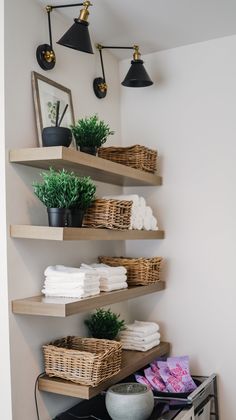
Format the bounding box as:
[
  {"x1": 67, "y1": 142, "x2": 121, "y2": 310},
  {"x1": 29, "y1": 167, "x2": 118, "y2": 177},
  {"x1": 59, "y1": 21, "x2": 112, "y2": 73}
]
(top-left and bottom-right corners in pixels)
[
  {"x1": 36, "y1": 1, "x2": 93, "y2": 71},
  {"x1": 93, "y1": 44, "x2": 153, "y2": 99}
]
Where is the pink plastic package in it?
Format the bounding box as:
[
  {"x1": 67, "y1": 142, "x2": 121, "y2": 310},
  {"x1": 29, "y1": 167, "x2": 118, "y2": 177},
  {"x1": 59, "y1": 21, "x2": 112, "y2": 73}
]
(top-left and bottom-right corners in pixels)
[
  {"x1": 167, "y1": 356, "x2": 197, "y2": 392},
  {"x1": 144, "y1": 367, "x2": 166, "y2": 392},
  {"x1": 158, "y1": 361, "x2": 186, "y2": 393},
  {"x1": 135, "y1": 374, "x2": 154, "y2": 390},
  {"x1": 150, "y1": 361, "x2": 159, "y2": 373}
]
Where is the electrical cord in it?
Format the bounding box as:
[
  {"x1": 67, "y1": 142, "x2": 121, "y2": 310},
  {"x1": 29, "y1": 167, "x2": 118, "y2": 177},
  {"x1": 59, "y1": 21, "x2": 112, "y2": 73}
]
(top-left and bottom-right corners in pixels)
[{"x1": 34, "y1": 372, "x2": 45, "y2": 420}]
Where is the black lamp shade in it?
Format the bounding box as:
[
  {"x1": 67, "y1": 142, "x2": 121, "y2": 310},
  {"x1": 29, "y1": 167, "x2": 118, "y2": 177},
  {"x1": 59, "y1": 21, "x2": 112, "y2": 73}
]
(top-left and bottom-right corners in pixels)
[
  {"x1": 122, "y1": 59, "x2": 153, "y2": 87},
  {"x1": 57, "y1": 19, "x2": 93, "y2": 54}
]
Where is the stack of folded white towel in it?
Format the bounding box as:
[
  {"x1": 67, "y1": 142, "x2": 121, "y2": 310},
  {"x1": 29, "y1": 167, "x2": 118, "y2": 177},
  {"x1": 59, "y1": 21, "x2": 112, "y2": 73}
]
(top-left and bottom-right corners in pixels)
[
  {"x1": 42, "y1": 265, "x2": 100, "y2": 298},
  {"x1": 103, "y1": 194, "x2": 158, "y2": 231},
  {"x1": 119, "y1": 320, "x2": 161, "y2": 352},
  {"x1": 81, "y1": 263, "x2": 128, "y2": 292}
]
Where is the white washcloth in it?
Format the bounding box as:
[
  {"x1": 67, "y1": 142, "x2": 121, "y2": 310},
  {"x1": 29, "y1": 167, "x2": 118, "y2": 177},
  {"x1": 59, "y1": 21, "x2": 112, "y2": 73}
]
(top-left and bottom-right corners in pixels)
[
  {"x1": 121, "y1": 339, "x2": 160, "y2": 352},
  {"x1": 119, "y1": 332, "x2": 160, "y2": 344},
  {"x1": 125, "y1": 321, "x2": 159, "y2": 336},
  {"x1": 42, "y1": 288, "x2": 100, "y2": 298},
  {"x1": 81, "y1": 263, "x2": 127, "y2": 275},
  {"x1": 99, "y1": 275, "x2": 127, "y2": 284},
  {"x1": 100, "y1": 282, "x2": 128, "y2": 292}
]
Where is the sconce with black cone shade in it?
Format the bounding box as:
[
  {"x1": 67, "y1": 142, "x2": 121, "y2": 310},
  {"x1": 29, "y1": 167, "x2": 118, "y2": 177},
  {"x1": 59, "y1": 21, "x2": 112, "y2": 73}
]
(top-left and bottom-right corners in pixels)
[
  {"x1": 36, "y1": 1, "x2": 93, "y2": 71},
  {"x1": 93, "y1": 45, "x2": 153, "y2": 99}
]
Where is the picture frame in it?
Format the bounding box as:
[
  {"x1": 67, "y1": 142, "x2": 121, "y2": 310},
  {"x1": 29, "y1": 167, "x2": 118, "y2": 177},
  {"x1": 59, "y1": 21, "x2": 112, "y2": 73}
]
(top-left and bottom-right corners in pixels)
[{"x1": 32, "y1": 71, "x2": 76, "y2": 147}]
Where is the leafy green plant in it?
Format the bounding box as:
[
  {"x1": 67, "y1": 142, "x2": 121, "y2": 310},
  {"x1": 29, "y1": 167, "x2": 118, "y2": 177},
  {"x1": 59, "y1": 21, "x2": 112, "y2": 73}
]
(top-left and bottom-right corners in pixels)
[
  {"x1": 85, "y1": 308, "x2": 126, "y2": 340},
  {"x1": 71, "y1": 114, "x2": 114, "y2": 148},
  {"x1": 33, "y1": 168, "x2": 96, "y2": 209}
]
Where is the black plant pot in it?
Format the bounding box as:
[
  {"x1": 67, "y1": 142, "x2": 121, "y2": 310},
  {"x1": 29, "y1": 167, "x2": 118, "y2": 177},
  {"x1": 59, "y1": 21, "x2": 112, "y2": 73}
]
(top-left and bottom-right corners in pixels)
[
  {"x1": 70, "y1": 208, "x2": 85, "y2": 227},
  {"x1": 42, "y1": 127, "x2": 72, "y2": 148},
  {"x1": 79, "y1": 146, "x2": 97, "y2": 156},
  {"x1": 47, "y1": 208, "x2": 72, "y2": 227}
]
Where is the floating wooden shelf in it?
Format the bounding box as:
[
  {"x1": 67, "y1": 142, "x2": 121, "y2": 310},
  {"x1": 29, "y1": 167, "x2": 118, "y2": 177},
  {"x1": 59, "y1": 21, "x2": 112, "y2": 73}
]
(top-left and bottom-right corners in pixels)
[
  {"x1": 12, "y1": 282, "x2": 165, "y2": 317},
  {"x1": 10, "y1": 225, "x2": 165, "y2": 241},
  {"x1": 9, "y1": 147, "x2": 162, "y2": 187},
  {"x1": 38, "y1": 342, "x2": 170, "y2": 399}
]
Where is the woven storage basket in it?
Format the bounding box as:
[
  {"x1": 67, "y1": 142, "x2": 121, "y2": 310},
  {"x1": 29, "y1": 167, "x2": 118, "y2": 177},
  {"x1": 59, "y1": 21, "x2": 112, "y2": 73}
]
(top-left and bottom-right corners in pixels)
[
  {"x1": 43, "y1": 336, "x2": 122, "y2": 387},
  {"x1": 83, "y1": 199, "x2": 132, "y2": 230},
  {"x1": 98, "y1": 145, "x2": 157, "y2": 173},
  {"x1": 99, "y1": 256, "x2": 163, "y2": 286}
]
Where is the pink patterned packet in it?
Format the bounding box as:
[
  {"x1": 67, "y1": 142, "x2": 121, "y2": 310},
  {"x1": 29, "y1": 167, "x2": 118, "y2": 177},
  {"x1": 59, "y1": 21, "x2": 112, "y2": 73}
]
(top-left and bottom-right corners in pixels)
[
  {"x1": 135, "y1": 374, "x2": 154, "y2": 390},
  {"x1": 167, "y1": 356, "x2": 197, "y2": 392},
  {"x1": 144, "y1": 367, "x2": 166, "y2": 392},
  {"x1": 150, "y1": 362, "x2": 159, "y2": 373},
  {"x1": 158, "y1": 361, "x2": 186, "y2": 393}
]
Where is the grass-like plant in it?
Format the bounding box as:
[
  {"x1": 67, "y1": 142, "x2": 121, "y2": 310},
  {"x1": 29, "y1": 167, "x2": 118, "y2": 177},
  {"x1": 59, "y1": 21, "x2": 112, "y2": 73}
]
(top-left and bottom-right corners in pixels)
[
  {"x1": 71, "y1": 114, "x2": 114, "y2": 148},
  {"x1": 33, "y1": 168, "x2": 96, "y2": 209},
  {"x1": 85, "y1": 308, "x2": 126, "y2": 340}
]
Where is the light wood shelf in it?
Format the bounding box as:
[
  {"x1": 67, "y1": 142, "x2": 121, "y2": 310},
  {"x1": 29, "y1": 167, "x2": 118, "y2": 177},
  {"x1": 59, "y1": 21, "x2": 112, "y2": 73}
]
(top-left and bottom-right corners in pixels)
[
  {"x1": 9, "y1": 147, "x2": 162, "y2": 187},
  {"x1": 10, "y1": 225, "x2": 165, "y2": 241},
  {"x1": 38, "y1": 342, "x2": 170, "y2": 399},
  {"x1": 12, "y1": 282, "x2": 165, "y2": 317}
]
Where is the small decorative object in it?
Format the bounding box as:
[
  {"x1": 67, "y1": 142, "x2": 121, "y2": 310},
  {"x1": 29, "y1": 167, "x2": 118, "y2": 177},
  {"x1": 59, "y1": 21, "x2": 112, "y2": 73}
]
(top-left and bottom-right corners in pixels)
[
  {"x1": 43, "y1": 336, "x2": 122, "y2": 386},
  {"x1": 70, "y1": 114, "x2": 114, "y2": 155},
  {"x1": 33, "y1": 168, "x2": 96, "y2": 227},
  {"x1": 42, "y1": 101, "x2": 72, "y2": 147},
  {"x1": 83, "y1": 199, "x2": 132, "y2": 230},
  {"x1": 85, "y1": 308, "x2": 125, "y2": 340},
  {"x1": 98, "y1": 145, "x2": 157, "y2": 173},
  {"x1": 32, "y1": 71, "x2": 75, "y2": 147},
  {"x1": 99, "y1": 256, "x2": 163, "y2": 286},
  {"x1": 105, "y1": 383, "x2": 154, "y2": 420}
]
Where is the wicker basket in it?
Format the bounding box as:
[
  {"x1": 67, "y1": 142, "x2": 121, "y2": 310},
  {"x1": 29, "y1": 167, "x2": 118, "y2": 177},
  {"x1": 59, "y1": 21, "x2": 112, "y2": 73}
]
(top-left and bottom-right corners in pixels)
[
  {"x1": 98, "y1": 145, "x2": 157, "y2": 173},
  {"x1": 98, "y1": 256, "x2": 163, "y2": 286},
  {"x1": 43, "y1": 336, "x2": 122, "y2": 387},
  {"x1": 83, "y1": 199, "x2": 132, "y2": 230}
]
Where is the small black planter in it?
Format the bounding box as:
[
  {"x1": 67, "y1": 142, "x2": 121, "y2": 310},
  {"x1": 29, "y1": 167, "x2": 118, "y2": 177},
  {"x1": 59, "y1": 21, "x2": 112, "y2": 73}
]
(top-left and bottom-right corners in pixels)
[
  {"x1": 42, "y1": 127, "x2": 72, "y2": 148},
  {"x1": 47, "y1": 208, "x2": 71, "y2": 227},
  {"x1": 70, "y1": 208, "x2": 85, "y2": 227},
  {"x1": 79, "y1": 146, "x2": 97, "y2": 156}
]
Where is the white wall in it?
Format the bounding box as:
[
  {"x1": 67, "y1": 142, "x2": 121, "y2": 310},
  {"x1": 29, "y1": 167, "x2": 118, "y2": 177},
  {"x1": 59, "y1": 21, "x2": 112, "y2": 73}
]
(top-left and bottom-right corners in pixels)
[
  {"x1": 4, "y1": 1, "x2": 127, "y2": 419},
  {"x1": 0, "y1": 0, "x2": 12, "y2": 418},
  {"x1": 120, "y1": 35, "x2": 236, "y2": 419}
]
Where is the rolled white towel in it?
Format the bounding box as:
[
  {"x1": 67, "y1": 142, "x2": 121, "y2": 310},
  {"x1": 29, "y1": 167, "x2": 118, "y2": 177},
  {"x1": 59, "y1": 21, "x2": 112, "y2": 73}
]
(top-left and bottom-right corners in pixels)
[
  {"x1": 131, "y1": 208, "x2": 144, "y2": 230},
  {"x1": 119, "y1": 332, "x2": 160, "y2": 344},
  {"x1": 100, "y1": 282, "x2": 128, "y2": 292},
  {"x1": 150, "y1": 216, "x2": 158, "y2": 231},
  {"x1": 121, "y1": 339, "x2": 160, "y2": 352},
  {"x1": 139, "y1": 197, "x2": 146, "y2": 210}
]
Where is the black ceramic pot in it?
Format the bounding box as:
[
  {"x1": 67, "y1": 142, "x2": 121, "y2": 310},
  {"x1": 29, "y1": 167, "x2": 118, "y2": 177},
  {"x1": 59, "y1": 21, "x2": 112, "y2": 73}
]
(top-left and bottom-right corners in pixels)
[
  {"x1": 70, "y1": 208, "x2": 85, "y2": 227},
  {"x1": 79, "y1": 146, "x2": 97, "y2": 156},
  {"x1": 47, "y1": 208, "x2": 71, "y2": 227},
  {"x1": 42, "y1": 127, "x2": 72, "y2": 148}
]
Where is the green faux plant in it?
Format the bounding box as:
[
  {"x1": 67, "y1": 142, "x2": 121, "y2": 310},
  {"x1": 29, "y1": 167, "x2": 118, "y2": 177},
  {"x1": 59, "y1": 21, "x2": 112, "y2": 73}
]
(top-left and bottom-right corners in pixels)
[
  {"x1": 71, "y1": 114, "x2": 114, "y2": 148},
  {"x1": 85, "y1": 308, "x2": 126, "y2": 340},
  {"x1": 33, "y1": 168, "x2": 96, "y2": 209}
]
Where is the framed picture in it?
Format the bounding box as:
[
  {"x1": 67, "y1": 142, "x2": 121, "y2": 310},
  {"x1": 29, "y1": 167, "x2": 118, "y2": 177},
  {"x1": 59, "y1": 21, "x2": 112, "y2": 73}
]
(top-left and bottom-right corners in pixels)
[{"x1": 32, "y1": 71, "x2": 76, "y2": 147}]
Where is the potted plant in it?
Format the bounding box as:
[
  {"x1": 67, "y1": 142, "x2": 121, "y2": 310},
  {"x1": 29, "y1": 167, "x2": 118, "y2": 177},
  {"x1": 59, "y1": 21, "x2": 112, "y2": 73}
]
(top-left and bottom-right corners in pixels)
[
  {"x1": 42, "y1": 101, "x2": 72, "y2": 148},
  {"x1": 33, "y1": 168, "x2": 96, "y2": 227},
  {"x1": 70, "y1": 176, "x2": 96, "y2": 227},
  {"x1": 71, "y1": 114, "x2": 114, "y2": 155},
  {"x1": 85, "y1": 308, "x2": 125, "y2": 340}
]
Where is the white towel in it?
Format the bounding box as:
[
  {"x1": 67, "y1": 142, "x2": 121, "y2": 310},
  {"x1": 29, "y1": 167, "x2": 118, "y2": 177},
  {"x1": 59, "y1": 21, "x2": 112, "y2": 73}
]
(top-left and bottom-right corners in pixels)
[
  {"x1": 44, "y1": 265, "x2": 83, "y2": 277},
  {"x1": 42, "y1": 288, "x2": 100, "y2": 298},
  {"x1": 45, "y1": 276, "x2": 100, "y2": 285},
  {"x1": 81, "y1": 263, "x2": 127, "y2": 275},
  {"x1": 99, "y1": 275, "x2": 127, "y2": 284},
  {"x1": 150, "y1": 216, "x2": 158, "y2": 231},
  {"x1": 100, "y1": 282, "x2": 128, "y2": 292},
  {"x1": 119, "y1": 332, "x2": 160, "y2": 344},
  {"x1": 139, "y1": 197, "x2": 146, "y2": 210},
  {"x1": 121, "y1": 339, "x2": 160, "y2": 352},
  {"x1": 125, "y1": 321, "x2": 159, "y2": 336},
  {"x1": 44, "y1": 281, "x2": 100, "y2": 291}
]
